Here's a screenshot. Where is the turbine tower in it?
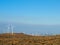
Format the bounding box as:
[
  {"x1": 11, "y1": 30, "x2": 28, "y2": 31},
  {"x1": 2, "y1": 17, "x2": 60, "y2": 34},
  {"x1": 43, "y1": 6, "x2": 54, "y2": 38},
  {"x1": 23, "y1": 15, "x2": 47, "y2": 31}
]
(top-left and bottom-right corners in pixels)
[
  {"x1": 11, "y1": 24, "x2": 14, "y2": 35},
  {"x1": 7, "y1": 24, "x2": 14, "y2": 35},
  {"x1": 10, "y1": 24, "x2": 14, "y2": 35},
  {"x1": 7, "y1": 24, "x2": 10, "y2": 33}
]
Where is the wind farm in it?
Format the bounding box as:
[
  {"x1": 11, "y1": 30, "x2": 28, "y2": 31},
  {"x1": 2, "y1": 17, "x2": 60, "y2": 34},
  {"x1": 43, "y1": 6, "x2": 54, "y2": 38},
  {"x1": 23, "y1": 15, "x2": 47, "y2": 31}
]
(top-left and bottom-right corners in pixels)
[
  {"x1": 0, "y1": 0, "x2": 60, "y2": 45},
  {"x1": 0, "y1": 24, "x2": 60, "y2": 45}
]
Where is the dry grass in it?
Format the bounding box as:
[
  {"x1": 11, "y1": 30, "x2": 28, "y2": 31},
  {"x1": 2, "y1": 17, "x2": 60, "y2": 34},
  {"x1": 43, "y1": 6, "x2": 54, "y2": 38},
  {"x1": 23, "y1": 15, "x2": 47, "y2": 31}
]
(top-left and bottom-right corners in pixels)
[{"x1": 0, "y1": 33, "x2": 60, "y2": 45}]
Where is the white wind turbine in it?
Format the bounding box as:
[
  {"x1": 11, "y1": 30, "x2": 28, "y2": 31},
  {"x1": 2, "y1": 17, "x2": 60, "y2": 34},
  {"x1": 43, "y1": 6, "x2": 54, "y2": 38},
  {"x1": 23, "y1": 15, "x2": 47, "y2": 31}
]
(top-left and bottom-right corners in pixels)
[
  {"x1": 7, "y1": 24, "x2": 10, "y2": 33},
  {"x1": 7, "y1": 24, "x2": 14, "y2": 35},
  {"x1": 11, "y1": 24, "x2": 14, "y2": 35}
]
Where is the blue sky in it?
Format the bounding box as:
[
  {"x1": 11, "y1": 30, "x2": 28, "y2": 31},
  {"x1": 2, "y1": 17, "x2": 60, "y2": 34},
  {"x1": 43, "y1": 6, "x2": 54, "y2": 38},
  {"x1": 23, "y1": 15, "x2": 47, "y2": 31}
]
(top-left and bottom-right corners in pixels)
[{"x1": 0, "y1": 0, "x2": 60, "y2": 34}]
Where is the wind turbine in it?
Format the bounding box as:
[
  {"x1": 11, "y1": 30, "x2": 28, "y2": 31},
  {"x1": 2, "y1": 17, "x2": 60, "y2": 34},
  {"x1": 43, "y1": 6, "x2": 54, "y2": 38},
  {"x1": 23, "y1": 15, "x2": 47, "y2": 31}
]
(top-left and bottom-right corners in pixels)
[
  {"x1": 11, "y1": 24, "x2": 14, "y2": 35},
  {"x1": 7, "y1": 24, "x2": 10, "y2": 34},
  {"x1": 45, "y1": 32, "x2": 49, "y2": 36},
  {"x1": 7, "y1": 24, "x2": 14, "y2": 35}
]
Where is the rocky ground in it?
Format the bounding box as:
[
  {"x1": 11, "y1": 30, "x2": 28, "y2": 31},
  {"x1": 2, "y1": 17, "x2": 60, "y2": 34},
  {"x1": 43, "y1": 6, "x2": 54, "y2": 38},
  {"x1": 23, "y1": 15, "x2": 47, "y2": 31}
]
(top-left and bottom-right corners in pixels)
[{"x1": 0, "y1": 33, "x2": 60, "y2": 45}]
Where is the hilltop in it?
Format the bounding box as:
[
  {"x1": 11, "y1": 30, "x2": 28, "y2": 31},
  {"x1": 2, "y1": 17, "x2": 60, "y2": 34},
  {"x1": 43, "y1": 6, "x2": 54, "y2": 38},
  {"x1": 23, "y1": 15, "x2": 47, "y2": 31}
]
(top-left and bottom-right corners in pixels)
[{"x1": 0, "y1": 33, "x2": 60, "y2": 45}]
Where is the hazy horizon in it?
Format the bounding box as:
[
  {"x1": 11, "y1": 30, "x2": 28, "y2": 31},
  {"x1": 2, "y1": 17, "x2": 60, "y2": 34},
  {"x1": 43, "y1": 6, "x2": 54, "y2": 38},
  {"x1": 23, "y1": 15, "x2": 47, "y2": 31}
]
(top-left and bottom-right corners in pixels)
[{"x1": 0, "y1": 22, "x2": 60, "y2": 35}]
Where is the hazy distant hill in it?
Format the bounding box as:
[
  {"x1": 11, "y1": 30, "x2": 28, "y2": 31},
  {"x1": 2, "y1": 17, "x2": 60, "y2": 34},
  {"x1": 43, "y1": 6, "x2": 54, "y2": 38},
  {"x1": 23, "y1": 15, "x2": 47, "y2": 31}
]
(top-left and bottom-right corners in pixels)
[{"x1": 0, "y1": 33, "x2": 60, "y2": 45}]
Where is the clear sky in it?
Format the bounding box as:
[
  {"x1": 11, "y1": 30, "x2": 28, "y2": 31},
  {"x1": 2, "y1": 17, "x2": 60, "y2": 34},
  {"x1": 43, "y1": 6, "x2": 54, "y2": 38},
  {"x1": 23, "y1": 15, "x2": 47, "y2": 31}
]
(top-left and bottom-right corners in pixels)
[{"x1": 0, "y1": 0, "x2": 60, "y2": 34}]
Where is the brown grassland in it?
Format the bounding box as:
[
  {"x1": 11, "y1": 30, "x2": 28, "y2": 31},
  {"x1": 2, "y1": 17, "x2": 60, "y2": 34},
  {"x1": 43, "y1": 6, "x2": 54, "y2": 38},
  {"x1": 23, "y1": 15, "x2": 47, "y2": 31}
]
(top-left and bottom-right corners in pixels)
[{"x1": 0, "y1": 33, "x2": 60, "y2": 45}]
